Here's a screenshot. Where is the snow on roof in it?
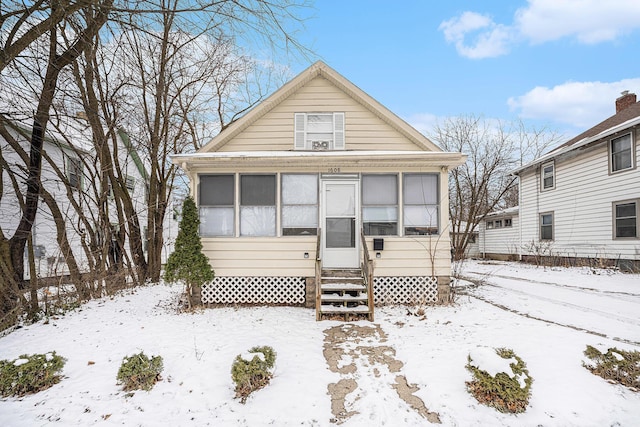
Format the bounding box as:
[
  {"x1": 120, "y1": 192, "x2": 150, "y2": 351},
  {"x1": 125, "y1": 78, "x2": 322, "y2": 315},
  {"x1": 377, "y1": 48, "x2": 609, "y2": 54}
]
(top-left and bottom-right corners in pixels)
[
  {"x1": 512, "y1": 114, "x2": 640, "y2": 175},
  {"x1": 484, "y1": 206, "x2": 519, "y2": 217},
  {"x1": 173, "y1": 150, "x2": 455, "y2": 159}
]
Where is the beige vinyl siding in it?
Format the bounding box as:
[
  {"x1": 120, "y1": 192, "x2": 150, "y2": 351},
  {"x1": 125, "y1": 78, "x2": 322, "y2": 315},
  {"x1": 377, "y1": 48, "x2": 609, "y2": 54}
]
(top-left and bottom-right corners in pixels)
[
  {"x1": 202, "y1": 236, "x2": 317, "y2": 276},
  {"x1": 520, "y1": 130, "x2": 640, "y2": 260},
  {"x1": 479, "y1": 216, "x2": 520, "y2": 257},
  {"x1": 218, "y1": 77, "x2": 421, "y2": 152},
  {"x1": 203, "y1": 235, "x2": 452, "y2": 278},
  {"x1": 364, "y1": 236, "x2": 452, "y2": 277}
]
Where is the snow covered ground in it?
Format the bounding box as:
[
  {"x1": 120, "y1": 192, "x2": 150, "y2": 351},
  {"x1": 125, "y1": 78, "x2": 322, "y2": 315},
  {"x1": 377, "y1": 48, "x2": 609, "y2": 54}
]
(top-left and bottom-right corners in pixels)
[{"x1": 0, "y1": 260, "x2": 639, "y2": 426}]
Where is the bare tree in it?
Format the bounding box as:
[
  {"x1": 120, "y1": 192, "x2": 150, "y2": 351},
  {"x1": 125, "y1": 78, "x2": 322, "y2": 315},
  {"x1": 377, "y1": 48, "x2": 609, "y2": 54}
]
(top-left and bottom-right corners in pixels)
[{"x1": 431, "y1": 115, "x2": 561, "y2": 260}]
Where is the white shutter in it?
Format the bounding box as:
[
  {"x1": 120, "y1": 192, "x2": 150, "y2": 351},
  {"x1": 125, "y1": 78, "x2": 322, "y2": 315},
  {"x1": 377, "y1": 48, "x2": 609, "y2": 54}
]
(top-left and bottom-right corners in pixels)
[
  {"x1": 333, "y1": 112, "x2": 345, "y2": 150},
  {"x1": 294, "y1": 113, "x2": 306, "y2": 150}
]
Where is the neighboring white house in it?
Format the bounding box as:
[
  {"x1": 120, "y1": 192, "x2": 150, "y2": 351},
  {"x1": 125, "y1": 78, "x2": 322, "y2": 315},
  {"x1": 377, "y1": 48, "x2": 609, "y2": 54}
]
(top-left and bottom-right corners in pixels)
[
  {"x1": 0, "y1": 117, "x2": 169, "y2": 279},
  {"x1": 173, "y1": 61, "x2": 466, "y2": 314},
  {"x1": 511, "y1": 91, "x2": 640, "y2": 271},
  {"x1": 477, "y1": 207, "x2": 520, "y2": 260}
]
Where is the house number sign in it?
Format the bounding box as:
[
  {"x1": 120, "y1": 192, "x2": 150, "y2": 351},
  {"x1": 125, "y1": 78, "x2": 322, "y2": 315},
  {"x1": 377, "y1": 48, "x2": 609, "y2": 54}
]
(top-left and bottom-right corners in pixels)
[{"x1": 327, "y1": 167, "x2": 341, "y2": 173}]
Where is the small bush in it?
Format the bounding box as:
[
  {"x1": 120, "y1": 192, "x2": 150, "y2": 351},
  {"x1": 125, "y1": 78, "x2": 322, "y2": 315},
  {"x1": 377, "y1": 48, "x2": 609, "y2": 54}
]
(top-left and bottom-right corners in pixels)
[
  {"x1": 583, "y1": 345, "x2": 640, "y2": 391},
  {"x1": 466, "y1": 347, "x2": 533, "y2": 413},
  {"x1": 0, "y1": 352, "x2": 66, "y2": 397},
  {"x1": 231, "y1": 346, "x2": 276, "y2": 403},
  {"x1": 116, "y1": 352, "x2": 163, "y2": 391}
]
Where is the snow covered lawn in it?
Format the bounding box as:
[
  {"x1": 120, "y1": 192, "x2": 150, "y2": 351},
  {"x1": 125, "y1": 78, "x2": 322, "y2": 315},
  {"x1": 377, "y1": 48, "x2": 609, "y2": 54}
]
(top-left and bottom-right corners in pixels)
[{"x1": 1, "y1": 260, "x2": 639, "y2": 426}]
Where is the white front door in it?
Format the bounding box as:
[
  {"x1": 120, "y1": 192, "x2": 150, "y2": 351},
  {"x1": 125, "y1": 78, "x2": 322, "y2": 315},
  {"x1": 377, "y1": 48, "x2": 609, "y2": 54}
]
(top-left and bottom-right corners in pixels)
[{"x1": 321, "y1": 180, "x2": 360, "y2": 268}]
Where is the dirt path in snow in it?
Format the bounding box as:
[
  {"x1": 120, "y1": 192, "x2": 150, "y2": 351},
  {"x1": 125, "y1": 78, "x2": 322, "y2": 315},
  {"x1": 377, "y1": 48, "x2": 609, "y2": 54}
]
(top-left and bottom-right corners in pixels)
[{"x1": 322, "y1": 323, "x2": 441, "y2": 424}]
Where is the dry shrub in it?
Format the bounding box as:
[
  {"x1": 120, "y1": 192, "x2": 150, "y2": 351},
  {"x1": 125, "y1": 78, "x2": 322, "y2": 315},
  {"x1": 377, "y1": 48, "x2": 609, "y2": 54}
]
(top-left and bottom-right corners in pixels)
[
  {"x1": 231, "y1": 346, "x2": 276, "y2": 403},
  {"x1": 583, "y1": 345, "x2": 640, "y2": 391},
  {"x1": 465, "y1": 347, "x2": 533, "y2": 413},
  {"x1": 0, "y1": 352, "x2": 66, "y2": 397}
]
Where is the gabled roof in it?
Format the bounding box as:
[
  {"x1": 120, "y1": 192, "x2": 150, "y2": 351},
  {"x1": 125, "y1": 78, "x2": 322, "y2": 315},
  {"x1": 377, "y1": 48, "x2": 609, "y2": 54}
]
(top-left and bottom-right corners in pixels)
[
  {"x1": 513, "y1": 100, "x2": 640, "y2": 175},
  {"x1": 198, "y1": 61, "x2": 441, "y2": 153}
]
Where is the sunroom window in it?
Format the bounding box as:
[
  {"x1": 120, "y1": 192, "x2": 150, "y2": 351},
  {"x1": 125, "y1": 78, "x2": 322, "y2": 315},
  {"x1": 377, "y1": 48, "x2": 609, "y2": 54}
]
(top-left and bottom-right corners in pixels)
[
  {"x1": 294, "y1": 112, "x2": 345, "y2": 150},
  {"x1": 362, "y1": 174, "x2": 398, "y2": 235},
  {"x1": 240, "y1": 175, "x2": 276, "y2": 236},
  {"x1": 403, "y1": 174, "x2": 439, "y2": 235},
  {"x1": 281, "y1": 174, "x2": 318, "y2": 236},
  {"x1": 199, "y1": 174, "x2": 234, "y2": 236}
]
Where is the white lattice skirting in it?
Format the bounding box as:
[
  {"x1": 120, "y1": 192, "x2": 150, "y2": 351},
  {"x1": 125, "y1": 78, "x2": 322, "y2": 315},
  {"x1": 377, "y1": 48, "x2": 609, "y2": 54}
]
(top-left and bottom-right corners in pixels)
[
  {"x1": 373, "y1": 276, "x2": 439, "y2": 305},
  {"x1": 201, "y1": 276, "x2": 306, "y2": 305}
]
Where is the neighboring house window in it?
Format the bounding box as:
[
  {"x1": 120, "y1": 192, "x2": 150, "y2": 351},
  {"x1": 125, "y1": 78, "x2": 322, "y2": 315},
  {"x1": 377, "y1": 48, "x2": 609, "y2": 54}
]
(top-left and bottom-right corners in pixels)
[
  {"x1": 281, "y1": 174, "x2": 318, "y2": 236},
  {"x1": 294, "y1": 112, "x2": 345, "y2": 150},
  {"x1": 403, "y1": 173, "x2": 439, "y2": 235},
  {"x1": 240, "y1": 174, "x2": 276, "y2": 236},
  {"x1": 362, "y1": 174, "x2": 398, "y2": 236},
  {"x1": 540, "y1": 212, "x2": 554, "y2": 241},
  {"x1": 613, "y1": 200, "x2": 638, "y2": 239},
  {"x1": 66, "y1": 156, "x2": 83, "y2": 190},
  {"x1": 199, "y1": 174, "x2": 234, "y2": 236},
  {"x1": 495, "y1": 219, "x2": 503, "y2": 228},
  {"x1": 125, "y1": 176, "x2": 136, "y2": 194},
  {"x1": 541, "y1": 162, "x2": 555, "y2": 190},
  {"x1": 504, "y1": 218, "x2": 513, "y2": 227},
  {"x1": 610, "y1": 133, "x2": 634, "y2": 173},
  {"x1": 486, "y1": 221, "x2": 494, "y2": 229}
]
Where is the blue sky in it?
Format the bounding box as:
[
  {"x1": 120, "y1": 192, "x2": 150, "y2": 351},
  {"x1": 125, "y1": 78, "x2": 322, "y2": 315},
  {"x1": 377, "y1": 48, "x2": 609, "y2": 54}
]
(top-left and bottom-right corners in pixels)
[{"x1": 290, "y1": 0, "x2": 640, "y2": 140}]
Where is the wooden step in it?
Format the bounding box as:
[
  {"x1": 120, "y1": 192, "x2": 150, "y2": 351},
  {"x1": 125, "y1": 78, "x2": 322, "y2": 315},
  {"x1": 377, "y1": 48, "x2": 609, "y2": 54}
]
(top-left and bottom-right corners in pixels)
[
  {"x1": 320, "y1": 305, "x2": 371, "y2": 314},
  {"x1": 321, "y1": 293, "x2": 368, "y2": 302},
  {"x1": 321, "y1": 283, "x2": 367, "y2": 292}
]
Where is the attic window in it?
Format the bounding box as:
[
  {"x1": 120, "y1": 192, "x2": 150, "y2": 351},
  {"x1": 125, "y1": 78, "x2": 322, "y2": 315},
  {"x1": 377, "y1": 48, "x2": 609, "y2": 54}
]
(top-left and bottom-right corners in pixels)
[{"x1": 294, "y1": 113, "x2": 345, "y2": 151}]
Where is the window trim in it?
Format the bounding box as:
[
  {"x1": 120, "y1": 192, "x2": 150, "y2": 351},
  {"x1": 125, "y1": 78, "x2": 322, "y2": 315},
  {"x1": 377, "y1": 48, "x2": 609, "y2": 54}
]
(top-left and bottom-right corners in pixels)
[
  {"x1": 609, "y1": 132, "x2": 636, "y2": 174},
  {"x1": 539, "y1": 212, "x2": 554, "y2": 241},
  {"x1": 541, "y1": 161, "x2": 555, "y2": 191},
  {"x1": 612, "y1": 199, "x2": 639, "y2": 240}
]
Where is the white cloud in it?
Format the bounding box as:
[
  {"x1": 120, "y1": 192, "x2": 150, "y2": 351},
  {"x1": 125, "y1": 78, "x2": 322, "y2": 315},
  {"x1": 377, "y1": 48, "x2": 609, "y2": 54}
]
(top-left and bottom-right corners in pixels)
[
  {"x1": 508, "y1": 78, "x2": 640, "y2": 128},
  {"x1": 516, "y1": 0, "x2": 640, "y2": 44},
  {"x1": 440, "y1": 0, "x2": 640, "y2": 58},
  {"x1": 439, "y1": 12, "x2": 512, "y2": 59}
]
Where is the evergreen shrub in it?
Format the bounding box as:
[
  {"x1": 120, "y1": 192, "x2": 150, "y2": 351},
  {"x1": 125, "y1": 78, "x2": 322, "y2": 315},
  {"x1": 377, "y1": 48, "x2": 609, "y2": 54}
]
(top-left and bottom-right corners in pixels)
[
  {"x1": 231, "y1": 346, "x2": 276, "y2": 403},
  {"x1": 0, "y1": 352, "x2": 66, "y2": 397},
  {"x1": 466, "y1": 347, "x2": 533, "y2": 413},
  {"x1": 583, "y1": 345, "x2": 640, "y2": 390},
  {"x1": 164, "y1": 196, "x2": 214, "y2": 306},
  {"x1": 116, "y1": 352, "x2": 163, "y2": 391}
]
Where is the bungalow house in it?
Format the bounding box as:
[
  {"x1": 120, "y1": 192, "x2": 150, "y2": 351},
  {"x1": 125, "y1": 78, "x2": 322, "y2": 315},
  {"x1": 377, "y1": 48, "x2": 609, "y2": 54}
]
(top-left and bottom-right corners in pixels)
[
  {"x1": 172, "y1": 61, "x2": 466, "y2": 318},
  {"x1": 512, "y1": 91, "x2": 640, "y2": 271}
]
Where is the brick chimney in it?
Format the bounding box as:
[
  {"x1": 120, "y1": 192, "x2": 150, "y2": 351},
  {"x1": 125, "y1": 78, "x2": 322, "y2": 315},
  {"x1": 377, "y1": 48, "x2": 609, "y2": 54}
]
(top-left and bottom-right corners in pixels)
[{"x1": 616, "y1": 90, "x2": 637, "y2": 113}]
